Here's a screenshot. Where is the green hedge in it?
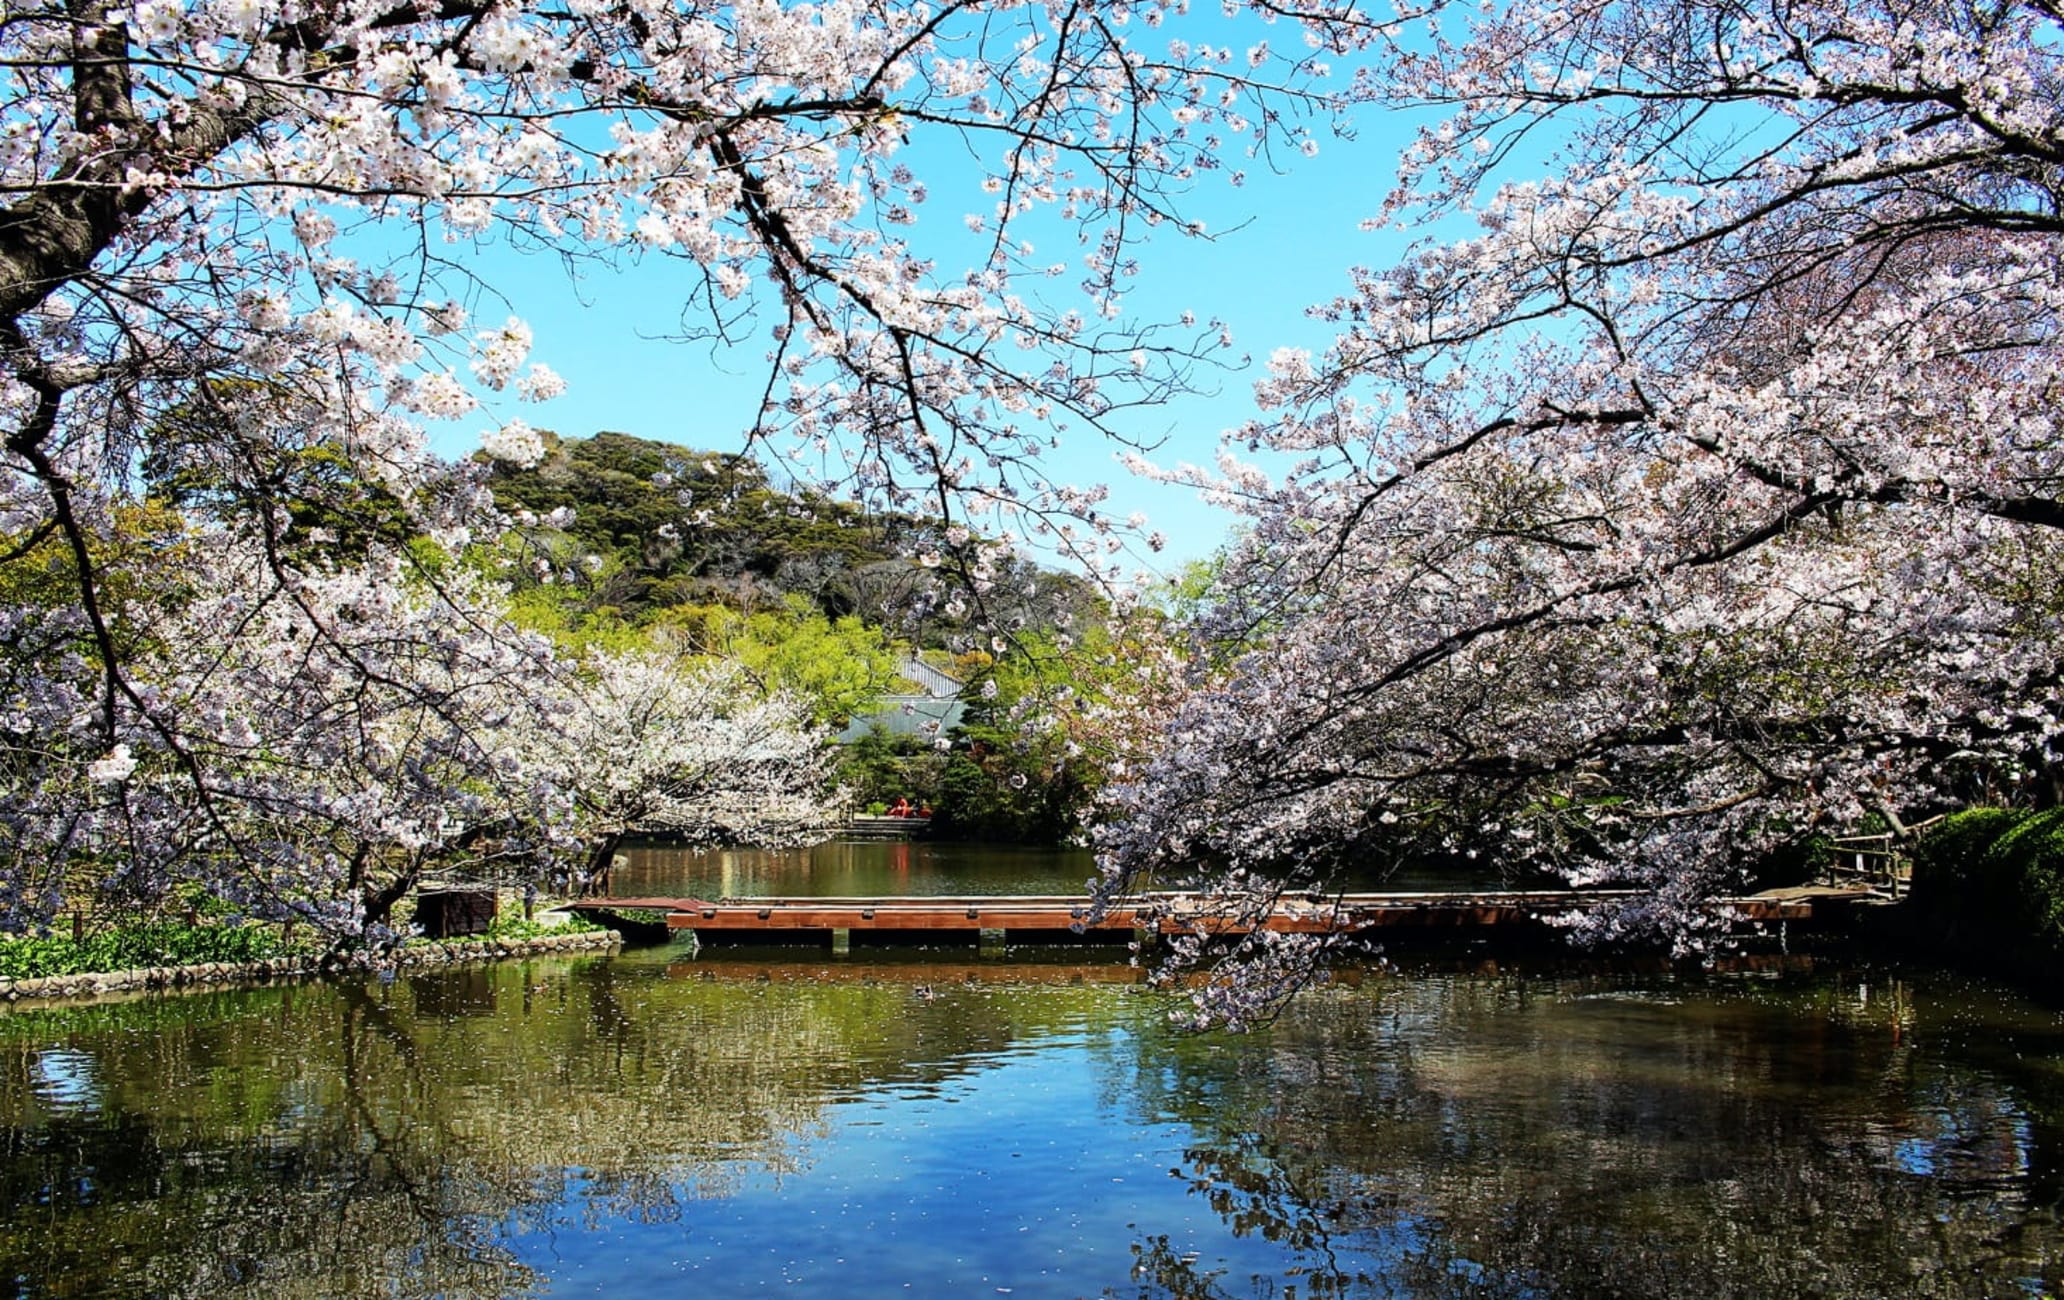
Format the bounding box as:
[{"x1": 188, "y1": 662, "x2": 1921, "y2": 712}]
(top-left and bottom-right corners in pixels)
[
  {"x1": 0, "y1": 922, "x2": 290, "y2": 981},
  {"x1": 1909, "y1": 806, "x2": 2064, "y2": 950},
  {"x1": 1909, "y1": 807, "x2": 2031, "y2": 913},
  {"x1": 0, "y1": 910, "x2": 608, "y2": 981},
  {"x1": 1984, "y1": 807, "x2": 2064, "y2": 948}
]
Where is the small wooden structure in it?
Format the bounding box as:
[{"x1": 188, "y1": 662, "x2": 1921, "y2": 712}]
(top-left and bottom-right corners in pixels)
[
  {"x1": 415, "y1": 886, "x2": 497, "y2": 939},
  {"x1": 1823, "y1": 814, "x2": 1947, "y2": 899}
]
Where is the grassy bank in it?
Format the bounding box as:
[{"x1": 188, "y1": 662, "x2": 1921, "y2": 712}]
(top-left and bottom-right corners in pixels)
[{"x1": 0, "y1": 907, "x2": 607, "y2": 985}]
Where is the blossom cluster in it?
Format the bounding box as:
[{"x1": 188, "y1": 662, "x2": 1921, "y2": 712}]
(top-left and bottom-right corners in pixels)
[
  {"x1": 0, "y1": 525, "x2": 834, "y2": 941},
  {"x1": 1096, "y1": 0, "x2": 2064, "y2": 1014},
  {"x1": 0, "y1": 0, "x2": 1341, "y2": 607}
]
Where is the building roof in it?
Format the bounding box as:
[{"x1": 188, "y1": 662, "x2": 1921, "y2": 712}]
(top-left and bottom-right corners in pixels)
[
  {"x1": 836, "y1": 655, "x2": 967, "y2": 743},
  {"x1": 899, "y1": 655, "x2": 963, "y2": 699}
]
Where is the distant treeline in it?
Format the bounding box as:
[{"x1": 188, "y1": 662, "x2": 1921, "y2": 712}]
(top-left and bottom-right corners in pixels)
[{"x1": 484, "y1": 431, "x2": 1100, "y2": 645}]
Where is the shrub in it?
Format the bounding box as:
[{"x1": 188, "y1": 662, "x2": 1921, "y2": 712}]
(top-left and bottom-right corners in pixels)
[
  {"x1": 0, "y1": 922, "x2": 289, "y2": 981},
  {"x1": 1909, "y1": 806, "x2": 2032, "y2": 919},
  {"x1": 1982, "y1": 807, "x2": 2064, "y2": 949},
  {"x1": 482, "y1": 912, "x2": 603, "y2": 941},
  {"x1": 1908, "y1": 806, "x2": 2064, "y2": 953}
]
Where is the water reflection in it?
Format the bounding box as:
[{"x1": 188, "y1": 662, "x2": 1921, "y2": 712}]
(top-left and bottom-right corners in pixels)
[
  {"x1": 0, "y1": 949, "x2": 1147, "y2": 1297},
  {"x1": 613, "y1": 837, "x2": 1101, "y2": 899},
  {"x1": 26, "y1": 1050, "x2": 99, "y2": 1117},
  {"x1": 610, "y1": 838, "x2": 1527, "y2": 900},
  {"x1": 1106, "y1": 968, "x2": 2064, "y2": 1299},
  {"x1": 0, "y1": 952, "x2": 2054, "y2": 1298}
]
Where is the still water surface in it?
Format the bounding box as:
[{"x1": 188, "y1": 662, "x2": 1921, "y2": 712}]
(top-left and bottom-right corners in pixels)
[
  {"x1": 612, "y1": 838, "x2": 1519, "y2": 898},
  {"x1": 614, "y1": 837, "x2": 1101, "y2": 898},
  {"x1": 0, "y1": 934, "x2": 2059, "y2": 1297}
]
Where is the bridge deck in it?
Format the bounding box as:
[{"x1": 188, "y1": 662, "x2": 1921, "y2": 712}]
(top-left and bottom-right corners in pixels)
[{"x1": 566, "y1": 888, "x2": 1855, "y2": 940}]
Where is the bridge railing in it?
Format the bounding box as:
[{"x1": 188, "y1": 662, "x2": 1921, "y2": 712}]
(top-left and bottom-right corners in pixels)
[{"x1": 1822, "y1": 814, "x2": 1947, "y2": 899}]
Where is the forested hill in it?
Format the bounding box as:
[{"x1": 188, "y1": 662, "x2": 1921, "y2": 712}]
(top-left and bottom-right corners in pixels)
[
  {"x1": 483, "y1": 430, "x2": 933, "y2": 620},
  {"x1": 481, "y1": 431, "x2": 1100, "y2": 641}
]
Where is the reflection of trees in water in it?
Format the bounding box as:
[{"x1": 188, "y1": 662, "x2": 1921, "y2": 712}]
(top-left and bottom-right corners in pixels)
[
  {"x1": 1114, "y1": 1133, "x2": 1385, "y2": 1300},
  {"x1": 0, "y1": 956, "x2": 2056, "y2": 1299},
  {"x1": 1107, "y1": 969, "x2": 2064, "y2": 1300},
  {"x1": 0, "y1": 1120, "x2": 545, "y2": 1297},
  {"x1": 0, "y1": 986, "x2": 552, "y2": 1298},
  {"x1": 0, "y1": 954, "x2": 1129, "y2": 1298}
]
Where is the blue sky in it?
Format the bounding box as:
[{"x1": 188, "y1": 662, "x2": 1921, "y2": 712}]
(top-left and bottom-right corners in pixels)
[{"x1": 423, "y1": 115, "x2": 1416, "y2": 578}]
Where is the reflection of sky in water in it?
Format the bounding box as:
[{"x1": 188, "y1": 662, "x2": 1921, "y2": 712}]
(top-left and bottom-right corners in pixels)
[
  {"x1": 30, "y1": 1048, "x2": 101, "y2": 1116},
  {"x1": 511, "y1": 1026, "x2": 1405, "y2": 1298},
  {"x1": 1889, "y1": 1107, "x2": 2033, "y2": 1186}
]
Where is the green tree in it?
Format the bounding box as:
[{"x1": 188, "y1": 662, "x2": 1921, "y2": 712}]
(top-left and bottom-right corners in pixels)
[
  {"x1": 658, "y1": 598, "x2": 902, "y2": 729},
  {"x1": 483, "y1": 432, "x2": 925, "y2": 621}
]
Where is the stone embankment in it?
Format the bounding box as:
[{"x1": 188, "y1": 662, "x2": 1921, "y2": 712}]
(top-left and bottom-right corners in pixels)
[{"x1": 0, "y1": 927, "x2": 622, "y2": 1004}]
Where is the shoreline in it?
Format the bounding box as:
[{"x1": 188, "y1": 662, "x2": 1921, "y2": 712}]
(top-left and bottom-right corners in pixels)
[
  {"x1": 6, "y1": 888, "x2": 2047, "y2": 1011},
  {"x1": 0, "y1": 926, "x2": 624, "y2": 1008}
]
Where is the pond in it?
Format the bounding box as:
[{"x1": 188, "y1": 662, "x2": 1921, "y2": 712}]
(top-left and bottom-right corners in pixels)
[
  {"x1": 0, "y1": 937, "x2": 2059, "y2": 1297},
  {"x1": 613, "y1": 837, "x2": 1102, "y2": 898},
  {"x1": 612, "y1": 838, "x2": 1528, "y2": 899}
]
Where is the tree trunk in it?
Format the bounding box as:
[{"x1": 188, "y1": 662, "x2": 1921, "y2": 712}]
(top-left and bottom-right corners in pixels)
[
  {"x1": 580, "y1": 833, "x2": 622, "y2": 898},
  {"x1": 361, "y1": 861, "x2": 420, "y2": 932}
]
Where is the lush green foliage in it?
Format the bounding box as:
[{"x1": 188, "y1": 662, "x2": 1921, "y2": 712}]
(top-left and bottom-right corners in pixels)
[
  {"x1": 483, "y1": 431, "x2": 926, "y2": 621},
  {"x1": 833, "y1": 650, "x2": 1091, "y2": 842},
  {"x1": 1909, "y1": 807, "x2": 2064, "y2": 950},
  {"x1": 1983, "y1": 809, "x2": 2064, "y2": 948},
  {"x1": 0, "y1": 922, "x2": 293, "y2": 981},
  {"x1": 481, "y1": 430, "x2": 1132, "y2": 843},
  {"x1": 934, "y1": 657, "x2": 1085, "y2": 843},
  {"x1": 0, "y1": 911, "x2": 608, "y2": 981},
  {"x1": 480, "y1": 912, "x2": 604, "y2": 940},
  {"x1": 1910, "y1": 808, "x2": 2032, "y2": 912},
  {"x1": 145, "y1": 421, "x2": 418, "y2": 566},
  {"x1": 506, "y1": 586, "x2": 903, "y2": 729},
  {"x1": 484, "y1": 431, "x2": 1103, "y2": 645},
  {"x1": 836, "y1": 726, "x2": 946, "y2": 813},
  {"x1": 658, "y1": 599, "x2": 902, "y2": 727},
  {"x1": 927, "y1": 631, "x2": 1140, "y2": 843}
]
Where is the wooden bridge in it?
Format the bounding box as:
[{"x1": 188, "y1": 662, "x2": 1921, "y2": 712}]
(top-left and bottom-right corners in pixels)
[{"x1": 566, "y1": 887, "x2": 1864, "y2": 948}]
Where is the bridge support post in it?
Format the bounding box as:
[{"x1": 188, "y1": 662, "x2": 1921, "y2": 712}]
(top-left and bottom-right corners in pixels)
[
  {"x1": 978, "y1": 928, "x2": 1007, "y2": 957},
  {"x1": 831, "y1": 928, "x2": 851, "y2": 955}
]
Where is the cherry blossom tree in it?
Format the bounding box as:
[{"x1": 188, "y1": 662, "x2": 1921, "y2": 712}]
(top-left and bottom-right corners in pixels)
[
  {"x1": 0, "y1": 530, "x2": 573, "y2": 940},
  {"x1": 1097, "y1": 0, "x2": 2064, "y2": 1021},
  {"x1": 531, "y1": 648, "x2": 834, "y2": 896},
  {"x1": 1, "y1": 0, "x2": 1345, "y2": 646},
  {"x1": 0, "y1": 0, "x2": 1347, "y2": 931},
  {"x1": 0, "y1": 522, "x2": 836, "y2": 941}
]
